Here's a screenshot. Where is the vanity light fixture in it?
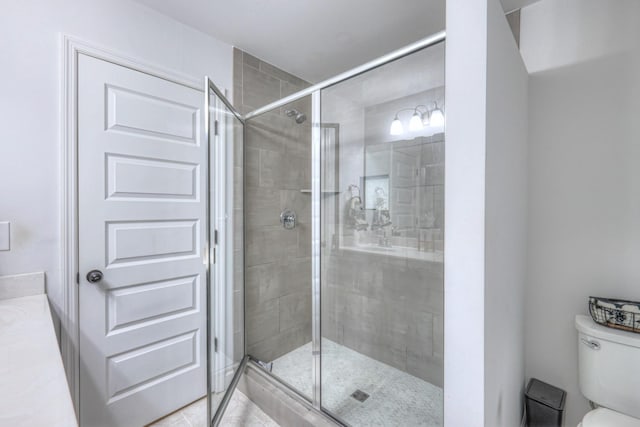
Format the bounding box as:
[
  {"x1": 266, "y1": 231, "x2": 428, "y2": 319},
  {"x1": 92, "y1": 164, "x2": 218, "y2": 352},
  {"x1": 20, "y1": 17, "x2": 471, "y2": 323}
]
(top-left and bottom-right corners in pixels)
[{"x1": 389, "y1": 103, "x2": 443, "y2": 136}]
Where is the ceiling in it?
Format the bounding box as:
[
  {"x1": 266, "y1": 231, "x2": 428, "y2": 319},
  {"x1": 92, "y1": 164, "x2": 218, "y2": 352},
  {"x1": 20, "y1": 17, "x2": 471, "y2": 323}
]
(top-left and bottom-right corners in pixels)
[
  {"x1": 502, "y1": 0, "x2": 540, "y2": 13},
  {"x1": 134, "y1": 0, "x2": 540, "y2": 83},
  {"x1": 323, "y1": 42, "x2": 445, "y2": 109}
]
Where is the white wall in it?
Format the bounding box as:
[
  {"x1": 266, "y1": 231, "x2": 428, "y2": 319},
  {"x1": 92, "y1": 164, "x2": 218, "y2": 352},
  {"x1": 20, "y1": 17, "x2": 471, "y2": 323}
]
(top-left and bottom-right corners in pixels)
[
  {"x1": 521, "y1": 1, "x2": 640, "y2": 425},
  {"x1": 444, "y1": 0, "x2": 488, "y2": 424},
  {"x1": 484, "y1": 0, "x2": 528, "y2": 424},
  {"x1": 0, "y1": 0, "x2": 232, "y2": 334},
  {"x1": 446, "y1": 0, "x2": 528, "y2": 425}
]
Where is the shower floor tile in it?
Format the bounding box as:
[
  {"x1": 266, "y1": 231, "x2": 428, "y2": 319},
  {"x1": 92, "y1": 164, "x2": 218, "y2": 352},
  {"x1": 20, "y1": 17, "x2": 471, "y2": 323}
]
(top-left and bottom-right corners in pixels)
[{"x1": 271, "y1": 339, "x2": 443, "y2": 427}]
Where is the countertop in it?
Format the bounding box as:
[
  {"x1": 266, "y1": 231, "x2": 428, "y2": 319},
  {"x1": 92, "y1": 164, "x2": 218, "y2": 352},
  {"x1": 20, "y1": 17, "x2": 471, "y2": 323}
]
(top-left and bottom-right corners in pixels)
[
  {"x1": 341, "y1": 244, "x2": 444, "y2": 263},
  {"x1": 0, "y1": 294, "x2": 78, "y2": 427}
]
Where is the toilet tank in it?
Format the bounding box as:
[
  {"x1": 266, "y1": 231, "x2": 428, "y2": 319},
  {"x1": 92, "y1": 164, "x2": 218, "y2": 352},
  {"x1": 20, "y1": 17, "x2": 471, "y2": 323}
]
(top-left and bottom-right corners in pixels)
[{"x1": 575, "y1": 315, "x2": 640, "y2": 419}]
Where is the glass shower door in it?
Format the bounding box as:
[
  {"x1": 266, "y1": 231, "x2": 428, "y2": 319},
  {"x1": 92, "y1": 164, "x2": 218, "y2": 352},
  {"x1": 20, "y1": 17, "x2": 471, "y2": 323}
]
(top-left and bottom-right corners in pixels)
[
  {"x1": 319, "y1": 42, "x2": 446, "y2": 426},
  {"x1": 205, "y1": 77, "x2": 246, "y2": 426}
]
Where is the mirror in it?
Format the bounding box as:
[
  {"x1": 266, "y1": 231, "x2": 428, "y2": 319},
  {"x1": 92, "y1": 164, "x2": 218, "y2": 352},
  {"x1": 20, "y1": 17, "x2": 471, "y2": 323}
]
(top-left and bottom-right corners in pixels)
[{"x1": 342, "y1": 132, "x2": 444, "y2": 259}]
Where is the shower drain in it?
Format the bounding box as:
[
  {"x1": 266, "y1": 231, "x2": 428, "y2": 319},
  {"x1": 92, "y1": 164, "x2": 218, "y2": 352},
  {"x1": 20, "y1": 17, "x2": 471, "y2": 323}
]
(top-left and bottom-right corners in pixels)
[{"x1": 350, "y1": 389, "x2": 370, "y2": 402}]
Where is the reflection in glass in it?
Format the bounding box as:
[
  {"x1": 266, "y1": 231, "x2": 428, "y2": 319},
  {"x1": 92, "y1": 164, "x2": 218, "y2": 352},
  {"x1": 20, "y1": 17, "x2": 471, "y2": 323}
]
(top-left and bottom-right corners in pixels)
[{"x1": 320, "y1": 42, "x2": 445, "y2": 426}]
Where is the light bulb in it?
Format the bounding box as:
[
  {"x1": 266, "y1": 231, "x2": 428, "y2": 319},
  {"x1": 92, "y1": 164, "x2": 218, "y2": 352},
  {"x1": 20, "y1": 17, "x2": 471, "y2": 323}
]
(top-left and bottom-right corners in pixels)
[
  {"x1": 430, "y1": 107, "x2": 445, "y2": 127},
  {"x1": 409, "y1": 112, "x2": 424, "y2": 131},
  {"x1": 390, "y1": 116, "x2": 403, "y2": 135}
]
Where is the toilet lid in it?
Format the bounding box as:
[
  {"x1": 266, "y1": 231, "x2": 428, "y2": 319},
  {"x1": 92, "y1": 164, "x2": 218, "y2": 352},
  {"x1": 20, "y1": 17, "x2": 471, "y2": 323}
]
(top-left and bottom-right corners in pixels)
[{"x1": 582, "y1": 408, "x2": 640, "y2": 427}]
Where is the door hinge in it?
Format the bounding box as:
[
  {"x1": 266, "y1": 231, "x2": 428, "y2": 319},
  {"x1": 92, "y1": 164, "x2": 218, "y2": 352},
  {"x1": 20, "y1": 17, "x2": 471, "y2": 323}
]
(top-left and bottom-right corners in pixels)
[
  {"x1": 76, "y1": 272, "x2": 80, "y2": 284},
  {"x1": 212, "y1": 229, "x2": 218, "y2": 264},
  {"x1": 214, "y1": 337, "x2": 218, "y2": 353},
  {"x1": 214, "y1": 120, "x2": 219, "y2": 136}
]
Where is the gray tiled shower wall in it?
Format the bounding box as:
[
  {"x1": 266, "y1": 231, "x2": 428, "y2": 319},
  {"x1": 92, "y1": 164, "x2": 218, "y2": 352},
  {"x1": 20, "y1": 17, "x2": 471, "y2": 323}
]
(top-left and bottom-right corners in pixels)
[
  {"x1": 321, "y1": 251, "x2": 444, "y2": 387},
  {"x1": 233, "y1": 48, "x2": 313, "y2": 362}
]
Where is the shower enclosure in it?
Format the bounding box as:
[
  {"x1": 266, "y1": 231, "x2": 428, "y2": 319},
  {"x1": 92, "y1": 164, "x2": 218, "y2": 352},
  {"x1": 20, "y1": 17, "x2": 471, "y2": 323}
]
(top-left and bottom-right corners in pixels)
[{"x1": 207, "y1": 31, "x2": 446, "y2": 426}]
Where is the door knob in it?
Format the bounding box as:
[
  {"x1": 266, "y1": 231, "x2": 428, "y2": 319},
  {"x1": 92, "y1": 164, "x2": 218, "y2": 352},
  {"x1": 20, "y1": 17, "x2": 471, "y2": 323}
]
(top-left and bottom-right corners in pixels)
[{"x1": 86, "y1": 270, "x2": 103, "y2": 283}]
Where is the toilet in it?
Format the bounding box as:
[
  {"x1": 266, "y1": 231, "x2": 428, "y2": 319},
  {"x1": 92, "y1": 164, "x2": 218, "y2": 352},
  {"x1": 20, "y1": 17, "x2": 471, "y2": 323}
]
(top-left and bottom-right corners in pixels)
[{"x1": 575, "y1": 315, "x2": 640, "y2": 426}]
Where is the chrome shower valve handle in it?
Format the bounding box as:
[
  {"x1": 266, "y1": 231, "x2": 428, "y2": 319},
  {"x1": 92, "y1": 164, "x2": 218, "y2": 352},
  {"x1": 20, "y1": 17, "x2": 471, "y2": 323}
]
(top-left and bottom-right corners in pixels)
[{"x1": 280, "y1": 209, "x2": 296, "y2": 230}]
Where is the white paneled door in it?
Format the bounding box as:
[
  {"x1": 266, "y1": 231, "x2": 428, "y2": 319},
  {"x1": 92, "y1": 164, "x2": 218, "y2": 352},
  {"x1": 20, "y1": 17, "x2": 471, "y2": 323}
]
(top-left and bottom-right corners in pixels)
[{"x1": 78, "y1": 54, "x2": 207, "y2": 427}]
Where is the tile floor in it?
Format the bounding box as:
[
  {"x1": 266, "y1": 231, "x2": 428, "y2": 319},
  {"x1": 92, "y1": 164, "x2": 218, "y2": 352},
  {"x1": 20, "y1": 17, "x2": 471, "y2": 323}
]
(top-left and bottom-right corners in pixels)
[
  {"x1": 271, "y1": 339, "x2": 443, "y2": 427},
  {"x1": 149, "y1": 390, "x2": 279, "y2": 427}
]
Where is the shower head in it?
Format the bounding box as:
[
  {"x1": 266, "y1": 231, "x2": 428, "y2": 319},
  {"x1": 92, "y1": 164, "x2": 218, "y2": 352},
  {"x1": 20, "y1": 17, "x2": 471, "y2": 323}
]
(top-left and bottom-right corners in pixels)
[{"x1": 285, "y1": 109, "x2": 307, "y2": 124}]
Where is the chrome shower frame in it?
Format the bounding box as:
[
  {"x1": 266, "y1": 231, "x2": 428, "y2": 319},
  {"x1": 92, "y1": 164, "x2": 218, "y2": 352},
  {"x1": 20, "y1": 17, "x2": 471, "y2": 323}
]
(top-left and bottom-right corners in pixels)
[
  {"x1": 244, "y1": 30, "x2": 445, "y2": 120},
  {"x1": 204, "y1": 30, "x2": 446, "y2": 427}
]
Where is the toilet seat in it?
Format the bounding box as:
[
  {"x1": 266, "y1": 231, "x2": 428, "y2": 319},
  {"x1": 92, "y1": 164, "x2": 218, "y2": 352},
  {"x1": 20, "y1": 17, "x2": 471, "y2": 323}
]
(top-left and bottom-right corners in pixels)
[{"x1": 581, "y1": 408, "x2": 640, "y2": 427}]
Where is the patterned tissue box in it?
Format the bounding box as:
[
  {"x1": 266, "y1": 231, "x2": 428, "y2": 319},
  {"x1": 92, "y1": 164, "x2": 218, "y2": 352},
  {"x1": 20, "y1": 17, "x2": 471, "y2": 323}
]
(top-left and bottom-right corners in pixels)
[{"x1": 589, "y1": 296, "x2": 640, "y2": 334}]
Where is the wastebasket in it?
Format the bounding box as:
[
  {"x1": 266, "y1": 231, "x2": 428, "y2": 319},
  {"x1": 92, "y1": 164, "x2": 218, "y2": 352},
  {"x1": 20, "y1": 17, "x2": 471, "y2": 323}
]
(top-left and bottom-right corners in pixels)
[{"x1": 525, "y1": 378, "x2": 566, "y2": 427}]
